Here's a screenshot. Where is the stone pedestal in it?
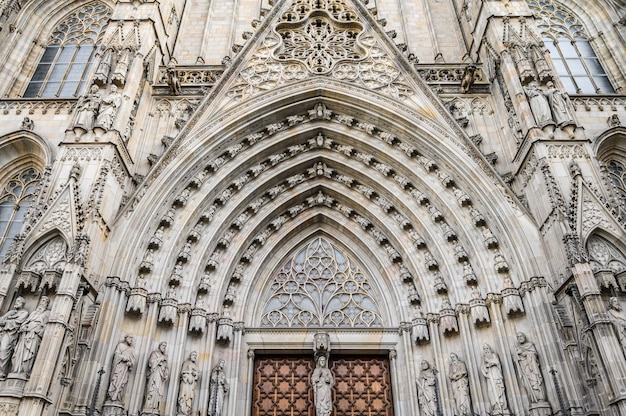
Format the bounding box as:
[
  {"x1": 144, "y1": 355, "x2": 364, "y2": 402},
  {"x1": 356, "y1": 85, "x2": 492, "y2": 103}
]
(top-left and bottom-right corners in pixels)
[
  {"x1": 529, "y1": 401, "x2": 552, "y2": 416},
  {"x1": 1, "y1": 373, "x2": 27, "y2": 397},
  {"x1": 102, "y1": 401, "x2": 126, "y2": 416}
]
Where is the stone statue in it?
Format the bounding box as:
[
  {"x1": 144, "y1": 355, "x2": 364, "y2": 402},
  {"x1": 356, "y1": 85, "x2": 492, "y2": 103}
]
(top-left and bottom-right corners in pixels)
[
  {"x1": 0, "y1": 297, "x2": 28, "y2": 377},
  {"x1": 608, "y1": 297, "x2": 626, "y2": 354},
  {"x1": 461, "y1": 65, "x2": 477, "y2": 93},
  {"x1": 312, "y1": 355, "x2": 333, "y2": 416},
  {"x1": 95, "y1": 85, "x2": 122, "y2": 131},
  {"x1": 208, "y1": 359, "x2": 228, "y2": 416},
  {"x1": 525, "y1": 85, "x2": 553, "y2": 126},
  {"x1": 106, "y1": 334, "x2": 136, "y2": 403},
  {"x1": 73, "y1": 85, "x2": 101, "y2": 132},
  {"x1": 20, "y1": 117, "x2": 34, "y2": 131},
  {"x1": 143, "y1": 342, "x2": 170, "y2": 414},
  {"x1": 480, "y1": 343, "x2": 508, "y2": 415},
  {"x1": 515, "y1": 332, "x2": 546, "y2": 403},
  {"x1": 448, "y1": 353, "x2": 471, "y2": 416},
  {"x1": 177, "y1": 351, "x2": 198, "y2": 416},
  {"x1": 11, "y1": 296, "x2": 50, "y2": 376},
  {"x1": 545, "y1": 81, "x2": 573, "y2": 126},
  {"x1": 417, "y1": 359, "x2": 438, "y2": 416},
  {"x1": 167, "y1": 62, "x2": 182, "y2": 95}
]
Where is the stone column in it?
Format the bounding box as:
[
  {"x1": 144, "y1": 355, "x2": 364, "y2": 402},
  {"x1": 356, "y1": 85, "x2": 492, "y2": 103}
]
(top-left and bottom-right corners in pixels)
[
  {"x1": 571, "y1": 262, "x2": 626, "y2": 413},
  {"x1": 18, "y1": 262, "x2": 83, "y2": 415}
]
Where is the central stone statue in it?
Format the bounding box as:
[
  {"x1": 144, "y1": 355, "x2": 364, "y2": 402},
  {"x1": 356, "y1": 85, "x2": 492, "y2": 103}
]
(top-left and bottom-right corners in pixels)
[{"x1": 312, "y1": 355, "x2": 334, "y2": 416}]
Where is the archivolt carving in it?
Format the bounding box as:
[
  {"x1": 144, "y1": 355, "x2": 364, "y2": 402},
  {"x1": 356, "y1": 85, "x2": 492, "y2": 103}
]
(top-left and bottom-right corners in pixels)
[
  {"x1": 260, "y1": 236, "x2": 383, "y2": 328},
  {"x1": 136, "y1": 103, "x2": 514, "y2": 310}
]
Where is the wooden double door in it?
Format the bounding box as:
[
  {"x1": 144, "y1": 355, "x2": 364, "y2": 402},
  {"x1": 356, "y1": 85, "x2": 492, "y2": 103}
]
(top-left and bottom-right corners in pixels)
[{"x1": 252, "y1": 355, "x2": 393, "y2": 416}]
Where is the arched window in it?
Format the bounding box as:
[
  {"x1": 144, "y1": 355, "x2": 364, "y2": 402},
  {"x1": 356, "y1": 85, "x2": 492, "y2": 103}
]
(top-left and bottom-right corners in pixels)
[
  {"x1": 607, "y1": 159, "x2": 626, "y2": 208},
  {"x1": 0, "y1": 167, "x2": 41, "y2": 260},
  {"x1": 528, "y1": 0, "x2": 614, "y2": 94},
  {"x1": 22, "y1": 2, "x2": 111, "y2": 98}
]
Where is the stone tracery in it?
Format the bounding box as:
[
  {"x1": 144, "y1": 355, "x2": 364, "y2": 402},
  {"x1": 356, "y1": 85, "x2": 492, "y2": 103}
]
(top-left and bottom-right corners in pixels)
[{"x1": 260, "y1": 236, "x2": 383, "y2": 328}]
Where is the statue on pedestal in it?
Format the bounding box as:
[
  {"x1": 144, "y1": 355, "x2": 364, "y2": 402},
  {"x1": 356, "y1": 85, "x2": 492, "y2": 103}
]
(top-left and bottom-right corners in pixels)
[
  {"x1": 208, "y1": 359, "x2": 228, "y2": 416},
  {"x1": 73, "y1": 85, "x2": 101, "y2": 133},
  {"x1": 545, "y1": 81, "x2": 573, "y2": 126},
  {"x1": 95, "y1": 85, "x2": 122, "y2": 131},
  {"x1": 515, "y1": 332, "x2": 546, "y2": 403},
  {"x1": 525, "y1": 85, "x2": 553, "y2": 126},
  {"x1": 177, "y1": 351, "x2": 198, "y2": 416},
  {"x1": 142, "y1": 342, "x2": 170, "y2": 414},
  {"x1": 449, "y1": 353, "x2": 472, "y2": 416},
  {"x1": 417, "y1": 359, "x2": 438, "y2": 416},
  {"x1": 11, "y1": 296, "x2": 50, "y2": 377},
  {"x1": 0, "y1": 297, "x2": 28, "y2": 377},
  {"x1": 608, "y1": 297, "x2": 626, "y2": 355},
  {"x1": 312, "y1": 355, "x2": 333, "y2": 416},
  {"x1": 106, "y1": 334, "x2": 136, "y2": 403},
  {"x1": 480, "y1": 343, "x2": 508, "y2": 415}
]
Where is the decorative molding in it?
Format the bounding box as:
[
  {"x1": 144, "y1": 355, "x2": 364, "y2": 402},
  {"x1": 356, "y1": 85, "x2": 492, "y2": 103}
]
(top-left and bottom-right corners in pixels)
[{"x1": 0, "y1": 99, "x2": 76, "y2": 115}]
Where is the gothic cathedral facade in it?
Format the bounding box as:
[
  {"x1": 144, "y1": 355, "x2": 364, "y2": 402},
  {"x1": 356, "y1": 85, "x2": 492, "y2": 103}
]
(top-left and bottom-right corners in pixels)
[{"x1": 0, "y1": 0, "x2": 624, "y2": 415}]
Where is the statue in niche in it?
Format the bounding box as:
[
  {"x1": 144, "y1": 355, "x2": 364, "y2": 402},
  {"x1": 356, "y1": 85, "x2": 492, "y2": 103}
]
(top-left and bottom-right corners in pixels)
[
  {"x1": 73, "y1": 85, "x2": 101, "y2": 132},
  {"x1": 106, "y1": 334, "x2": 136, "y2": 403},
  {"x1": 95, "y1": 85, "x2": 122, "y2": 131},
  {"x1": 515, "y1": 332, "x2": 546, "y2": 403},
  {"x1": 448, "y1": 353, "x2": 472, "y2": 416},
  {"x1": 11, "y1": 296, "x2": 50, "y2": 376},
  {"x1": 143, "y1": 342, "x2": 170, "y2": 414},
  {"x1": 0, "y1": 297, "x2": 28, "y2": 377},
  {"x1": 545, "y1": 81, "x2": 574, "y2": 126},
  {"x1": 480, "y1": 343, "x2": 508, "y2": 415},
  {"x1": 208, "y1": 359, "x2": 228, "y2": 416},
  {"x1": 525, "y1": 84, "x2": 553, "y2": 126},
  {"x1": 177, "y1": 351, "x2": 198, "y2": 416},
  {"x1": 312, "y1": 355, "x2": 333, "y2": 416},
  {"x1": 417, "y1": 359, "x2": 438, "y2": 416},
  {"x1": 608, "y1": 297, "x2": 626, "y2": 354}
]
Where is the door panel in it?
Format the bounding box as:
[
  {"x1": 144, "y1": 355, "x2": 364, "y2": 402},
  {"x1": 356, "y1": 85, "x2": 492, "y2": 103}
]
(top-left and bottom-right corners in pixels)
[{"x1": 252, "y1": 355, "x2": 393, "y2": 416}]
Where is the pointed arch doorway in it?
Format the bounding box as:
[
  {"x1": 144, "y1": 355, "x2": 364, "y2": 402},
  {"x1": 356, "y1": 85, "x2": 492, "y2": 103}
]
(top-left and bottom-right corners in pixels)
[{"x1": 250, "y1": 236, "x2": 395, "y2": 416}]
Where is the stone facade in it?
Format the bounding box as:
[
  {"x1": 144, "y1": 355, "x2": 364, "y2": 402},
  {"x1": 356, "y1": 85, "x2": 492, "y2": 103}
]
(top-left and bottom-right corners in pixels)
[{"x1": 0, "y1": 0, "x2": 624, "y2": 415}]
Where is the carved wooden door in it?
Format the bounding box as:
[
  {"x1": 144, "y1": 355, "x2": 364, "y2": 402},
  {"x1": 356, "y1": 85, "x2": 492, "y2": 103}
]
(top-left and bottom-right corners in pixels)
[{"x1": 252, "y1": 355, "x2": 393, "y2": 416}]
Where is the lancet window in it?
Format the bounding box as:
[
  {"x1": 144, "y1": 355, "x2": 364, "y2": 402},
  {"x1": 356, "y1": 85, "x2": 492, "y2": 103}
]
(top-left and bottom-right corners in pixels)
[
  {"x1": 260, "y1": 237, "x2": 383, "y2": 328},
  {"x1": 606, "y1": 159, "x2": 626, "y2": 209},
  {"x1": 0, "y1": 167, "x2": 41, "y2": 259},
  {"x1": 528, "y1": 0, "x2": 614, "y2": 94},
  {"x1": 22, "y1": 2, "x2": 111, "y2": 98}
]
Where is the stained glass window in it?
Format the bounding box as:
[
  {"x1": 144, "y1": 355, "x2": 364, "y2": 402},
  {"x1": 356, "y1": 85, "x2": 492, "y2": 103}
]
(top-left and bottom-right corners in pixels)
[
  {"x1": 607, "y1": 159, "x2": 626, "y2": 209},
  {"x1": 0, "y1": 167, "x2": 41, "y2": 260},
  {"x1": 528, "y1": 0, "x2": 614, "y2": 94},
  {"x1": 23, "y1": 2, "x2": 111, "y2": 98}
]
